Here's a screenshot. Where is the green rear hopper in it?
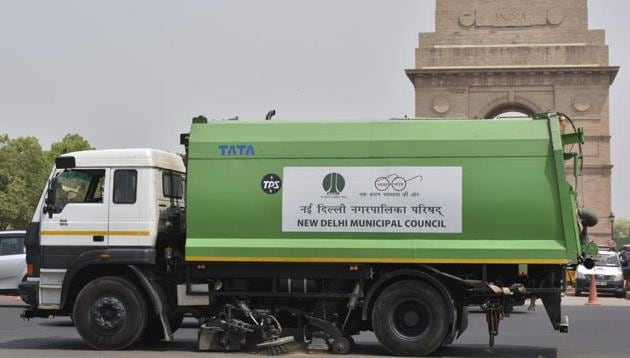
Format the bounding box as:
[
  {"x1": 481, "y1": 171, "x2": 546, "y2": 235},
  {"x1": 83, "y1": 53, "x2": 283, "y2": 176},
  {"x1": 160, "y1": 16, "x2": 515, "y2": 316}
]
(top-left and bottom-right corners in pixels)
[{"x1": 185, "y1": 113, "x2": 584, "y2": 265}]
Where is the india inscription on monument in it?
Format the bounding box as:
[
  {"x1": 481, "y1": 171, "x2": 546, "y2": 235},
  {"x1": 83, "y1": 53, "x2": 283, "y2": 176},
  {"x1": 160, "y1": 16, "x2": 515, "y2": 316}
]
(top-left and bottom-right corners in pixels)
[
  {"x1": 459, "y1": 8, "x2": 565, "y2": 27},
  {"x1": 406, "y1": 0, "x2": 618, "y2": 244}
]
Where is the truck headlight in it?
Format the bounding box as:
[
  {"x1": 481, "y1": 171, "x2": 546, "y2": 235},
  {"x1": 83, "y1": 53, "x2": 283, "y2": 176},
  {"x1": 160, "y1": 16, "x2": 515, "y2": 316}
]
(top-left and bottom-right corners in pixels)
[{"x1": 614, "y1": 273, "x2": 624, "y2": 281}]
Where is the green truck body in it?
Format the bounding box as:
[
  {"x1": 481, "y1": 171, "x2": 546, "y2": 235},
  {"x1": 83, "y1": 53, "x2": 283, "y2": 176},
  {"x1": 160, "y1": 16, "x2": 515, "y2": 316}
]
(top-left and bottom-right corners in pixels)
[{"x1": 186, "y1": 113, "x2": 582, "y2": 266}]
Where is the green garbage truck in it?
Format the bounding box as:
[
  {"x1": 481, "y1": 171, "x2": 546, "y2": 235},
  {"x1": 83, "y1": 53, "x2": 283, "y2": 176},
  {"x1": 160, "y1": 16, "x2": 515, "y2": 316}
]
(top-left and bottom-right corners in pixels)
[{"x1": 19, "y1": 112, "x2": 597, "y2": 356}]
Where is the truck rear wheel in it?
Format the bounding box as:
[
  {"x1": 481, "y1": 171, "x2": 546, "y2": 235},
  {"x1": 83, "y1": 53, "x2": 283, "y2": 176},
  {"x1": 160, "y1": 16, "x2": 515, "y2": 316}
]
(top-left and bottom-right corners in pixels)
[
  {"x1": 371, "y1": 280, "x2": 448, "y2": 356},
  {"x1": 73, "y1": 276, "x2": 148, "y2": 350}
]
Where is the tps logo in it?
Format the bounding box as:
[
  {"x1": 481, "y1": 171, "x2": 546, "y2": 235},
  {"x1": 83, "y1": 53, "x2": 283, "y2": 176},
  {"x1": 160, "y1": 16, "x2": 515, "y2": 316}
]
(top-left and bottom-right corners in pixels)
[
  {"x1": 219, "y1": 144, "x2": 255, "y2": 156},
  {"x1": 261, "y1": 174, "x2": 281, "y2": 194},
  {"x1": 322, "y1": 172, "x2": 345, "y2": 195}
]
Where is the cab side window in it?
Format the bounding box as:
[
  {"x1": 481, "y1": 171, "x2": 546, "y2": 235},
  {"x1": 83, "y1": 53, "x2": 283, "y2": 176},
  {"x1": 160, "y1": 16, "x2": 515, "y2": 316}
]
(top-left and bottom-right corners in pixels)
[
  {"x1": 53, "y1": 170, "x2": 106, "y2": 213},
  {"x1": 113, "y1": 170, "x2": 137, "y2": 204},
  {"x1": 162, "y1": 171, "x2": 184, "y2": 199}
]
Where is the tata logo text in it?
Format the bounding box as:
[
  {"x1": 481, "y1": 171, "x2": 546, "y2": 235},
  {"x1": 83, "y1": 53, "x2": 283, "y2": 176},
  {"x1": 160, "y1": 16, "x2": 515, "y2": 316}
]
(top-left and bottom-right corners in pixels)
[{"x1": 218, "y1": 144, "x2": 255, "y2": 156}]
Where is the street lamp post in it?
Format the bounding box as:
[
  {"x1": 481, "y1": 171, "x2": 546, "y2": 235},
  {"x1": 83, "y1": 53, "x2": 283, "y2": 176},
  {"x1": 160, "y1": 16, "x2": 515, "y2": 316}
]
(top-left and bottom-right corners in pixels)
[{"x1": 609, "y1": 212, "x2": 616, "y2": 249}]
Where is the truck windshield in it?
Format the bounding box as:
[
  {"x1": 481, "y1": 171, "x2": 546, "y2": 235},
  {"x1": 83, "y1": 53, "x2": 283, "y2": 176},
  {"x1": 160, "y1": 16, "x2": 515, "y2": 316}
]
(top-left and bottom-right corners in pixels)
[{"x1": 595, "y1": 254, "x2": 620, "y2": 267}]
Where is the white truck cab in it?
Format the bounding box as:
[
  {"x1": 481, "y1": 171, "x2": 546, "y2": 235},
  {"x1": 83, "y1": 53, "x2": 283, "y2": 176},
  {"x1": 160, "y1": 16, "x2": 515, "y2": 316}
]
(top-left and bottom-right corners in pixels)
[{"x1": 24, "y1": 149, "x2": 185, "y2": 309}]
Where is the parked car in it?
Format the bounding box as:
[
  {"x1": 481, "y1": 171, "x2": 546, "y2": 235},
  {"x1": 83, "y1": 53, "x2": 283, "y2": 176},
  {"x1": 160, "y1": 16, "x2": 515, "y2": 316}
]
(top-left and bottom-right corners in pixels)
[
  {"x1": 575, "y1": 250, "x2": 625, "y2": 298},
  {"x1": 0, "y1": 231, "x2": 26, "y2": 294}
]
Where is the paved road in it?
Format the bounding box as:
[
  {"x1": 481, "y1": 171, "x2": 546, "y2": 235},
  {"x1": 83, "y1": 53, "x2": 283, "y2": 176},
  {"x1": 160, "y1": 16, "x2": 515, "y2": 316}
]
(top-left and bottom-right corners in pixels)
[{"x1": 1, "y1": 295, "x2": 629, "y2": 358}]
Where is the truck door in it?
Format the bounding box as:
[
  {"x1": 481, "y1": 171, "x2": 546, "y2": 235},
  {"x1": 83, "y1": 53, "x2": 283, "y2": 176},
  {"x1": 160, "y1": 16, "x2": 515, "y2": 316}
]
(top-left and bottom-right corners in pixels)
[
  {"x1": 40, "y1": 169, "x2": 109, "y2": 248},
  {"x1": 108, "y1": 169, "x2": 147, "y2": 246}
]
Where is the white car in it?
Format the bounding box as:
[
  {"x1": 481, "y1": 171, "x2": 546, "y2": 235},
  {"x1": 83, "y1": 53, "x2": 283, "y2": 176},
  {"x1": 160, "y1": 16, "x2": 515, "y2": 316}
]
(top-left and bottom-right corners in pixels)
[
  {"x1": 0, "y1": 231, "x2": 26, "y2": 294},
  {"x1": 575, "y1": 250, "x2": 625, "y2": 298}
]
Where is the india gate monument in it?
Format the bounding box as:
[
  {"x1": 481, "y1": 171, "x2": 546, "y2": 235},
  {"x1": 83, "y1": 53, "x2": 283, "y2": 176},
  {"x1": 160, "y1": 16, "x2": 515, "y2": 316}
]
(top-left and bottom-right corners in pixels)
[{"x1": 406, "y1": 0, "x2": 618, "y2": 244}]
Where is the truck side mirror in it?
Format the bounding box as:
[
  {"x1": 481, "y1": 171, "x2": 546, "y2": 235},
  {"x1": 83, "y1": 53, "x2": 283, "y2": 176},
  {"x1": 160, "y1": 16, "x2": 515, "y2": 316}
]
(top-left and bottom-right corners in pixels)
[
  {"x1": 44, "y1": 177, "x2": 57, "y2": 218},
  {"x1": 578, "y1": 208, "x2": 598, "y2": 249},
  {"x1": 582, "y1": 257, "x2": 595, "y2": 270},
  {"x1": 578, "y1": 208, "x2": 598, "y2": 227}
]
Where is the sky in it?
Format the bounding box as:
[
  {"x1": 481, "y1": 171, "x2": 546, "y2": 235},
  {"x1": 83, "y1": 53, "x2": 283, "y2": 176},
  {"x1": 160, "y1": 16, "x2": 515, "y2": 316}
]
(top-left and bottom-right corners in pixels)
[{"x1": 0, "y1": 0, "x2": 628, "y2": 218}]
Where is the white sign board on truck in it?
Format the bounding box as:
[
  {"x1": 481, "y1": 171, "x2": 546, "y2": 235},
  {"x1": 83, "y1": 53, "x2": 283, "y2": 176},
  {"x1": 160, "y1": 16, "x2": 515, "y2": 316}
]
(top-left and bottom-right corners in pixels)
[{"x1": 282, "y1": 167, "x2": 462, "y2": 233}]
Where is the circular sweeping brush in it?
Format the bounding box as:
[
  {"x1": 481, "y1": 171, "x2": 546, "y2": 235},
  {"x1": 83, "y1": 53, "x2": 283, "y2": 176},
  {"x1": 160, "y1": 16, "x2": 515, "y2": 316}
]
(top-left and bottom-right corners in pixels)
[{"x1": 254, "y1": 336, "x2": 303, "y2": 356}]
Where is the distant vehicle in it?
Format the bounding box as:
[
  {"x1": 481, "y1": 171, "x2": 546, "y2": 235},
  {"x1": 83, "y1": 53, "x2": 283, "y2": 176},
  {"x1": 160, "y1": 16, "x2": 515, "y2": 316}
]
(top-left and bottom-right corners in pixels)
[
  {"x1": 0, "y1": 231, "x2": 27, "y2": 294},
  {"x1": 575, "y1": 250, "x2": 625, "y2": 298},
  {"x1": 620, "y1": 245, "x2": 630, "y2": 265}
]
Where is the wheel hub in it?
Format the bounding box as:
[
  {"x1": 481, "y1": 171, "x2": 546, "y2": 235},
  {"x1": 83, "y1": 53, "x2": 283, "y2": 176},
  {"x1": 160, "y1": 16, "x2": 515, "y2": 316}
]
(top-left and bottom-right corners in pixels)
[
  {"x1": 91, "y1": 296, "x2": 126, "y2": 330},
  {"x1": 391, "y1": 300, "x2": 429, "y2": 339},
  {"x1": 403, "y1": 311, "x2": 420, "y2": 326}
]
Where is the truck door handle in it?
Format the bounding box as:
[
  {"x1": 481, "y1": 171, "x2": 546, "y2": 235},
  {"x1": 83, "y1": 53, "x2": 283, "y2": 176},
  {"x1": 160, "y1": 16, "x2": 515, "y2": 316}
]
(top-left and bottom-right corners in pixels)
[{"x1": 93, "y1": 235, "x2": 104, "y2": 242}]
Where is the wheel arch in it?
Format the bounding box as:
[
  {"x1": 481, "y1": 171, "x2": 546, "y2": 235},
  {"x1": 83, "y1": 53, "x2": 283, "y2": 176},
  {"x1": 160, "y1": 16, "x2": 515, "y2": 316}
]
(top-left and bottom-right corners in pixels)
[{"x1": 58, "y1": 248, "x2": 155, "y2": 311}]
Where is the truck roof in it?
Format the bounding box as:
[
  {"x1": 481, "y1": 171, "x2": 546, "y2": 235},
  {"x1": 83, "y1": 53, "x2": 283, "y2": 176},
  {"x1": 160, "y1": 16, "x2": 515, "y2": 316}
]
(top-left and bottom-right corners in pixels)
[
  {"x1": 59, "y1": 149, "x2": 185, "y2": 173},
  {"x1": 188, "y1": 117, "x2": 552, "y2": 160}
]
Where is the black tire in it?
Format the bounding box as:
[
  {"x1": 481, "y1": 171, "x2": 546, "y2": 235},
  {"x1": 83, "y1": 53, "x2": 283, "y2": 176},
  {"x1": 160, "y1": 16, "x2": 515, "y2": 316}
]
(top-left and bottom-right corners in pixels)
[
  {"x1": 73, "y1": 276, "x2": 148, "y2": 350},
  {"x1": 372, "y1": 280, "x2": 449, "y2": 357},
  {"x1": 142, "y1": 312, "x2": 185, "y2": 341}
]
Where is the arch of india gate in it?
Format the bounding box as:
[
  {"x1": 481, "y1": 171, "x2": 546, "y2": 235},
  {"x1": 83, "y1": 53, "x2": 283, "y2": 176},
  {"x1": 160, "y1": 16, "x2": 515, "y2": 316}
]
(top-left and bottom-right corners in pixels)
[{"x1": 406, "y1": 0, "x2": 618, "y2": 244}]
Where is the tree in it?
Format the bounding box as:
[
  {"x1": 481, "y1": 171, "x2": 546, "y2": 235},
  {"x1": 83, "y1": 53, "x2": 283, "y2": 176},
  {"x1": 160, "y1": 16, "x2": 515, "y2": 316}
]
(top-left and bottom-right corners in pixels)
[
  {"x1": 0, "y1": 133, "x2": 93, "y2": 230},
  {"x1": 614, "y1": 219, "x2": 630, "y2": 247},
  {"x1": 0, "y1": 135, "x2": 48, "y2": 230}
]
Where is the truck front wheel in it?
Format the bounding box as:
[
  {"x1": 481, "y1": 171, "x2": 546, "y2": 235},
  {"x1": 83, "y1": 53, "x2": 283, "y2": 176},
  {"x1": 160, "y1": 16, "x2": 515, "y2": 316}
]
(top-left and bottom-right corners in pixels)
[
  {"x1": 372, "y1": 280, "x2": 448, "y2": 356},
  {"x1": 73, "y1": 276, "x2": 148, "y2": 350}
]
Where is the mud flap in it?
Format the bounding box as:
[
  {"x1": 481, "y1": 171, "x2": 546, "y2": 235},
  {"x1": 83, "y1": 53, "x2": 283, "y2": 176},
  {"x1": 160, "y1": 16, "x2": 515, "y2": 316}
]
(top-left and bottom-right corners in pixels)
[
  {"x1": 128, "y1": 265, "x2": 173, "y2": 341},
  {"x1": 541, "y1": 290, "x2": 562, "y2": 331}
]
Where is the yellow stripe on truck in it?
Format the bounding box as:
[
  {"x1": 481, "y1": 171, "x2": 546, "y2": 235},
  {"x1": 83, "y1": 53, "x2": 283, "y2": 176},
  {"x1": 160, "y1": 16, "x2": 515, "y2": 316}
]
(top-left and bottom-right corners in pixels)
[
  {"x1": 185, "y1": 256, "x2": 569, "y2": 265},
  {"x1": 41, "y1": 230, "x2": 150, "y2": 236}
]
